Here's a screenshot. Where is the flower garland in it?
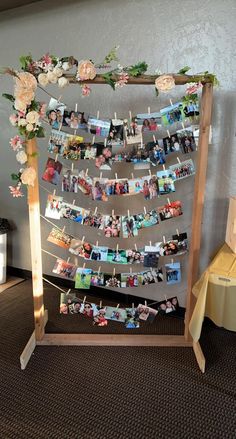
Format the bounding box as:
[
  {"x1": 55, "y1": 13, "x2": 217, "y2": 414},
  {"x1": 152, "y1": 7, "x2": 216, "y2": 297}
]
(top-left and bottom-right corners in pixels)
[{"x1": 1, "y1": 48, "x2": 218, "y2": 197}]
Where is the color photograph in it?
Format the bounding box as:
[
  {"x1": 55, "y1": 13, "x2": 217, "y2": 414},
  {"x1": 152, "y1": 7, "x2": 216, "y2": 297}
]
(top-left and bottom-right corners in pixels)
[
  {"x1": 47, "y1": 227, "x2": 73, "y2": 249},
  {"x1": 103, "y1": 215, "x2": 121, "y2": 238},
  {"x1": 141, "y1": 268, "x2": 163, "y2": 284},
  {"x1": 47, "y1": 98, "x2": 66, "y2": 130},
  {"x1": 90, "y1": 246, "x2": 108, "y2": 262},
  {"x1": 104, "y1": 306, "x2": 127, "y2": 322},
  {"x1": 90, "y1": 272, "x2": 105, "y2": 286},
  {"x1": 45, "y1": 194, "x2": 63, "y2": 220},
  {"x1": 75, "y1": 268, "x2": 92, "y2": 289},
  {"x1": 42, "y1": 158, "x2": 62, "y2": 186},
  {"x1": 135, "y1": 304, "x2": 158, "y2": 322},
  {"x1": 158, "y1": 201, "x2": 183, "y2": 221},
  {"x1": 126, "y1": 249, "x2": 145, "y2": 264},
  {"x1": 60, "y1": 202, "x2": 89, "y2": 224},
  {"x1": 107, "y1": 249, "x2": 128, "y2": 264},
  {"x1": 104, "y1": 274, "x2": 121, "y2": 288},
  {"x1": 160, "y1": 102, "x2": 185, "y2": 126},
  {"x1": 156, "y1": 170, "x2": 175, "y2": 194},
  {"x1": 169, "y1": 159, "x2": 195, "y2": 180},
  {"x1": 157, "y1": 297, "x2": 179, "y2": 315},
  {"x1": 108, "y1": 118, "x2": 124, "y2": 144},
  {"x1": 176, "y1": 127, "x2": 196, "y2": 153},
  {"x1": 69, "y1": 239, "x2": 93, "y2": 259},
  {"x1": 165, "y1": 262, "x2": 181, "y2": 284},
  {"x1": 52, "y1": 258, "x2": 77, "y2": 279},
  {"x1": 121, "y1": 273, "x2": 142, "y2": 288},
  {"x1": 124, "y1": 117, "x2": 142, "y2": 144},
  {"x1": 134, "y1": 210, "x2": 159, "y2": 229},
  {"x1": 87, "y1": 116, "x2": 111, "y2": 137},
  {"x1": 122, "y1": 215, "x2": 138, "y2": 238}
]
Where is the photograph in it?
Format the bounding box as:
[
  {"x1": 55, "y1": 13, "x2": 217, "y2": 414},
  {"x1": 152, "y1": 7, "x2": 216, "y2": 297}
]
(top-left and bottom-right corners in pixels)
[
  {"x1": 60, "y1": 202, "x2": 89, "y2": 224},
  {"x1": 158, "y1": 201, "x2": 183, "y2": 221},
  {"x1": 60, "y1": 293, "x2": 83, "y2": 314},
  {"x1": 90, "y1": 246, "x2": 108, "y2": 262},
  {"x1": 92, "y1": 178, "x2": 109, "y2": 202},
  {"x1": 141, "y1": 268, "x2": 163, "y2": 284},
  {"x1": 104, "y1": 306, "x2": 127, "y2": 322},
  {"x1": 162, "y1": 133, "x2": 181, "y2": 155},
  {"x1": 143, "y1": 252, "x2": 159, "y2": 268},
  {"x1": 42, "y1": 158, "x2": 62, "y2": 186},
  {"x1": 135, "y1": 304, "x2": 158, "y2": 323},
  {"x1": 121, "y1": 215, "x2": 138, "y2": 238},
  {"x1": 165, "y1": 262, "x2": 181, "y2": 285},
  {"x1": 87, "y1": 116, "x2": 111, "y2": 137},
  {"x1": 120, "y1": 273, "x2": 142, "y2": 288},
  {"x1": 80, "y1": 143, "x2": 97, "y2": 160},
  {"x1": 148, "y1": 142, "x2": 166, "y2": 166},
  {"x1": 124, "y1": 308, "x2": 140, "y2": 328},
  {"x1": 124, "y1": 117, "x2": 142, "y2": 144},
  {"x1": 75, "y1": 268, "x2": 93, "y2": 289},
  {"x1": 90, "y1": 272, "x2": 105, "y2": 286},
  {"x1": 176, "y1": 127, "x2": 196, "y2": 153},
  {"x1": 155, "y1": 240, "x2": 179, "y2": 256},
  {"x1": 172, "y1": 232, "x2": 188, "y2": 254},
  {"x1": 52, "y1": 258, "x2": 77, "y2": 280},
  {"x1": 107, "y1": 249, "x2": 128, "y2": 264},
  {"x1": 45, "y1": 194, "x2": 63, "y2": 220},
  {"x1": 169, "y1": 159, "x2": 195, "y2": 180},
  {"x1": 48, "y1": 129, "x2": 72, "y2": 155},
  {"x1": 93, "y1": 307, "x2": 108, "y2": 326},
  {"x1": 80, "y1": 302, "x2": 100, "y2": 318},
  {"x1": 47, "y1": 227, "x2": 73, "y2": 249},
  {"x1": 103, "y1": 215, "x2": 121, "y2": 238},
  {"x1": 182, "y1": 99, "x2": 200, "y2": 118},
  {"x1": 156, "y1": 170, "x2": 175, "y2": 194},
  {"x1": 105, "y1": 178, "x2": 130, "y2": 196},
  {"x1": 160, "y1": 102, "x2": 185, "y2": 126},
  {"x1": 77, "y1": 171, "x2": 93, "y2": 195},
  {"x1": 157, "y1": 296, "x2": 179, "y2": 315},
  {"x1": 134, "y1": 210, "x2": 159, "y2": 229},
  {"x1": 63, "y1": 109, "x2": 88, "y2": 131},
  {"x1": 141, "y1": 175, "x2": 159, "y2": 200},
  {"x1": 83, "y1": 212, "x2": 104, "y2": 229},
  {"x1": 62, "y1": 134, "x2": 84, "y2": 160},
  {"x1": 61, "y1": 170, "x2": 79, "y2": 193},
  {"x1": 69, "y1": 238, "x2": 93, "y2": 259},
  {"x1": 104, "y1": 274, "x2": 121, "y2": 288},
  {"x1": 126, "y1": 249, "x2": 145, "y2": 264},
  {"x1": 47, "y1": 98, "x2": 66, "y2": 130},
  {"x1": 128, "y1": 178, "x2": 143, "y2": 195},
  {"x1": 136, "y1": 111, "x2": 161, "y2": 133},
  {"x1": 107, "y1": 118, "x2": 124, "y2": 144}
]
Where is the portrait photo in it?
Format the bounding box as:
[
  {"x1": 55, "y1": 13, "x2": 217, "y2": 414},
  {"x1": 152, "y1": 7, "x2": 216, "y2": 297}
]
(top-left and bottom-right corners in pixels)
[
  {"x1": 90, "y1": 246, "x2": 108, "y2": 262},
  {"x1": 134, "y1": 210, "x2": 159, "y2": 229},
  {"x1": 75, "y1": 268, "x2": 92, "y2": 289},
  {"x1": 45, "y1": 194, "x2": 63, "y2": 220},
  {"x1": 165, "y1": 262, "x2": 181, "y2": 285},
  {"x1": 42, "y1": 158, "x2": 62, "y2": 186},
  {"x1": 103, "y1": 215, "x2": 121, "y2": 238},
  {"x1": 157, "y1": 296, "x2": 179, "y2": 315},
  {"x1": 52, "y1": 258, "x2": 77, "y2": 280},
  {"x1": 122, "y1": 215, "x2": 138, "y2": 238},
  {"x1": 126, "y1": 249, "x2": 145, "y2": 264},
  {"x1": 156, "y1": 170, "x2": 175, "y2": 194},
  {"x1": 104, "y1": 274, "x2": 121, "y2": 288},
  {"x1": 121, "y1": 273, "x2": 142, "y2": 288},
  {"x1": 124, "y1": 117, "x2": 142, "y2": 144},
  {"x1": 135, "y1": 304, "x2": 158, "y2": 323}
]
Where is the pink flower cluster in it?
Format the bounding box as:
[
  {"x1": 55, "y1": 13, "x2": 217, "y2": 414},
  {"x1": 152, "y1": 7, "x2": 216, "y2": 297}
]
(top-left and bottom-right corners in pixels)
[
  {"x1": 81, "y1": 84, "x2": 91, "y2": 97},
  {"x1": 186, "y1": 82, "x2": 203, "y2": 95},
  {"x1": 115, "y1": 72, "x2": 129, "y2": 88},
  {"x1": 9, "y1": 135, "x2": 23, "y2": 151},
  {"x1": 9, "y1": 184, "x2": 24, "y2": 198}
]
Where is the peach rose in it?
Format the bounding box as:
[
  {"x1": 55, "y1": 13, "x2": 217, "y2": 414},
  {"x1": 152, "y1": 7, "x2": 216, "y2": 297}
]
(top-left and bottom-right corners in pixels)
[
  {"x1": 26, "y1": 111, "x2": 40, "y2": 125},
  {"x1": 14, "y1": 100, "x2": 27, "y2": 112},
  {"x1": 21, "y1": 166, "x2": 36, "y2": 186},
  {"x1": 155, "y1": 74, "x2": 175, "y2": 92},
  {"x1": 14, "y1": 89, "x2": 35, "y2": 106},
  {"x1": 15, "y1": 72, "x2": 37, "y2": 91},
  {"x1": 77, "y1": 60, "x2": 96, "y2": 81}
]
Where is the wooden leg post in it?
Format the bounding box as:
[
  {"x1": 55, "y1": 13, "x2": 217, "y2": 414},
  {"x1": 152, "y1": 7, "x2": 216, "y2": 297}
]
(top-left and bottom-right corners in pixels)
[{"x1": 185, "y1": 83, "x2": 213, "y2": 344}]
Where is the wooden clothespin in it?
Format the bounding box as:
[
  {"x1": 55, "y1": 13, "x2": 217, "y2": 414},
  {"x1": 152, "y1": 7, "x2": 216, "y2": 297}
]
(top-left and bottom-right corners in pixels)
[
  {"x1": 169, "y1": 99, "x2": 173, "y2": 107},
  {"x1": 132, "y1": 302, "x2": 134, "y2": 309},
  {"x1": 98, "y1": 266, "x2": 101, "y2": 275},
  {"x1": 96, "y1": 240, "x2": 99, "y2": 247},
  {"x1": 127, "y1": 209, "x2": 130, "y2": 219},
  {"x1": 116, "y1": 243, "x2": 119, "y2": 252},
  {"x1": 176, "y1": 228, "x2": 180, "y2": 236},
  {"x1": 74, "y1": 129, "x2": 77, "y2": 136},
  {"x1": 164, "y1": 294, "x2": 167, "y2": 303},
  {"x1": 134, "y1": 243, "x2": 138, "y2": 251},
  {"x1": 144, "y1": 206, "x2": 147, "y2": 214},
  {"x1": 149, "y1": 170, "x2": 152, "y2": 176},
  {"x1": 131, "y1": 173, "x2": 134, "y2": 179},
  {"x1": 171, "y1": 258, "x2": 174, "y2": 264},
  {"x1": 75, "y1": 103, "x2": 78, "y2": 112},
  {"x1": 71, "y1": 162, "x2": 74, "y2": 172},
  {"x1": 116, "y1": 303, "x2": 120, "y2": 309},
  {"x1": 130, "y1": 267, "x2": 133, "y2": 274},
  {"x1": 85, "y1": 168, "x2": 89, "y2": 176},
  {"x1": 162, "y1": 164, "x2": 166, "y2": 171},
  {"x1": 181, "y1": 122, "x2": 185, "y2": 129},
  {"x1": 104, "y1": 138, "x2": 107, "y2": 147},
  {"x1": 113, "y1": 267, "x2": 116, "y2": 277},
  {"x1": 99, "y1": 300, "x2": 102, "y2": 308},
  {"x1": 53, "y1": 189, "x2": 56, "y2": 196},
  {"x1": 114, "y1": 112, "x2": 117, "y2": 120},
  {"x1": 96, "y1": 110, "x2": 100, "y2": 120},
  {"x1": 129, "y1": 110, "x2": 132, "y2": 121},
  {"x1": 167, "y1": 130, "x2": 170, "y2": 138},
  {"x1": 94, "y1": 207, "x2": 98, "y2": 215},
  {"x1": 83, "y1": 295, "x2": 87, "y2": 304},
  {"x1": 92, "y1": 135, "x2": 95, "y2": 145},
  {"x1": 100, "y1": 172, "x2": 103, "y2": 179},
  {"x1": 72, "y1": 199, "x2": 75, "y2": 205},
  {"x1": 115, "y1": 173, "x2": 118, "y2": 181},
  {"x1": 67, "y1": 257, "x2": 70, "y2": 263},
  {"x1": 83, "y1": 262, "x2": 86, "y2": 269},
  {"x1": 145, "y1": 300, "x2": 147, "y2": 307},
  {"x1": 82, "y1": 236, "x2": 85, "y2": 243},
  {"x1": 62, "y1": 226, "x2": 65, "y2": 233},
  {"x1": 149, "y1": 241, "x2": 152, "y2": 247},
  {"x1": 163, "y1": 235, "x2": 166, "y2": 244},
  {"x1": 55, "y1": 154, "x2": 58, "y2": 162},
  {"x1": 112, "y1": 209, "x2": 115, "y2": 216},
  {"x1": 177, "y1": 157, "x2": 181, "y2": 164},
  {"x1": 147, "y1": 106, "x2": 151, "y2": 115},
  {"x1": 66, "y1": 289, "x2": 71, "y2": 296},
  {"x1": 167, "y1": 197, "x2": 170, "y2": 205},
  {"x1": 153, "y1": 134, "x2": 156, "y2": 143},
  {"x1": 58, "y1": 122, "x2": 62, "y2": 132}
]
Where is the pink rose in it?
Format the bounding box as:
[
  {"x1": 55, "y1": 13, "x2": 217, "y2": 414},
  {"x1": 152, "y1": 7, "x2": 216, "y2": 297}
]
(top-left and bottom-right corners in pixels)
[
  {"x1": 9, "y1": 135, "x2": 23, "y2": 151},
  {"x1": 81, "y1": 84, "x2": 91, "y2": 96},
  {"x1": 15, "y1": 72, "x2": 37, "y2": 92},
  {"x1": 9, "y1": 114, "x2": 18, "y2": 126}
]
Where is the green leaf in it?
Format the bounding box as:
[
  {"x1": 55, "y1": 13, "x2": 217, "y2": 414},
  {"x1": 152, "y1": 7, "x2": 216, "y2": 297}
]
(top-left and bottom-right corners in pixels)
[
  {"x1": 36, "y1": 126, "x2": 45, "y2": 138},
  {"x1": 178, "y1": 66, "x2": 191, "y2": 75},
  {"x1": 103, "y1": 46, "x2": 119, "y2": 64},
  {"x1": 11, "y1": 173, "x2": 20, "y2": 181},
  {"x1": 182, "y1": 93, "x2": 198, "y2": 104},
  {"x1": 30, "y1": 152, "x2": 38, "y2": 157},
  {"x1": 101, "y1": 73, "x2": 116, "y2": 90},
  {"x1": 19, "y1": 54, "x2": 33, "y2": 71},
  {"x1": 30, "y1": 100, "x2": 40, "y2": 111},
  {"x1": 127, "y1": 62, "x2": 148, "y2": 77},
  {"x1": 2, "y1": 93, "x2": 15, "y2": 102},
  {"x1": 27, "y1": 131, "x2": 36, "y2": 140}
]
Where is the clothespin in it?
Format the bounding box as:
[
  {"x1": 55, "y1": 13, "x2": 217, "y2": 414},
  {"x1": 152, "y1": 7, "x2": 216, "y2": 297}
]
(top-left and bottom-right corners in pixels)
[
  {"x1": 116, "y1": 303, "x2": 120, "y2": 309},
  {"x1": 163, "y1": 235, "x2": 166, "y2": 244},
  {"x1": 181, "y1": 122, "x2": 185, "y2": 129},
  {"x1": 144, "y1": 206, "x2": 147, "y2": 214},
  {"x1": 55, "y1": 154, "x2": 58, "y2": 162},
  {"x1": 140, "y1": 135, "x2": 143, "y2": 148},
  {"x1": 177, "y1": 157, "x2": 181, "y2": 164},
  {"x1": 94, "y1": 207, "x2": 98, "y2": 215},
  {"x1": 134, "y1": 243, "x2": 138, "y2": 251},
  {"x1": 145, "y1": 300, "x2": 147, "y2": 307},
  {"x1": 147, "y1": 106, "x2": 151, "y2": 115},
  {"x1": 104, "y1": 138, "x2": 107, "y2": 147},
  {"x1": 58, "y1": 122, "x2": 62, "y2": 132},
  {"x1": 131, "y1": 173, "x2": 134, "y2": 179},
  {"x1": 115, "y1": 173, "x2": 118, "y2": 180},
  {"x1": 99, "y1": 300, "x2": 102, "y2": 308},
  {"x1": 75, "y1": 103, "x2": 78, "y2": 112},
  {"x1": 112, "y1": 209, "x2": 115, "y2": 216},
  {"x1": 100, "y1": 172, "x2": 103, "y2": 179},
  {"x1": 132, "y1": 302, "x2": 134, "y2": 309},
  {"x1": 72, "y1": 199, "x2": 75, "y2": 205},
  {"x1": 74, "y1": 129, "x2": 77, "y2": 136},
  {"x1": 53, "y1": 189, "x2": 56, "y2": 196},
  {"x1": 171, "y1": 258, "x2": 174, "y2": 264},
  {"x1": 62, "y1": 226, "x2": 65, "y2": 233},
  {"x1": 58, "y1": 95, "x2": 62, "y2": 104},
  {"x1": 66, "y1": 289, "x2": 71, "y2": 296},
  {"x1": 98, "y1": 266, "x2": 101, "y2": 275},
  {"x1": 116, "y1": 243, "x2": 119, "y2": 251},
  {"x1": 129, "y1": 110, "x2": 132, "y2": 121},
  {"x1": 96, "y1": 111, "x2": 100, "y2": 120},
  {"x1": 176, "y1": 228, "x2": 179, "y2": 236},
  {"x1": 127, "y1": 209, "x2": 130, "y2": 218},
  {"x1": 164, "y1": 294, "x2": 167, "y2": 302},
  {"x1": 67, "y1": 257, "x2": 70, "y2": 263},
  {"x1": 83, "y1": 262, "x2": 86, "y2": 269},
  {"x1": 113, "y1": 267, "x2": 116, "y2": 277},
  {"x1": 149, "y1": 170, "x2": 152, "y2": 176},
  {"x1": 167, "y1": 197, "x2": 170, "y2": 205},
  {"x1": 71, "y1": 162, "x2": 74, "y2": 172},
  {"x1": 82, "y1": 236, "x2": 85, "y2": 243},
  {"x1": 85, "y1": 168, "x2": 89, "y2": 176},
  {"x1": 83, "y1": 296, "x2": 86, "y2": 304},
  {"x1": 130, "y1": 267, "x2": 133, "y2": 274},
  {"x1": 153, "y1": 134, "x2": 156, "y2": 143},
  {"x1": 169, "y1": 99, "x2": 173, "y2": 107},
  {"x1": 149, "y1": 241, "x2": 152, "y2": 246},
  {"x1": 167, "y1": 130, "x2": 170, "y2": 138},
  {"x1": 96, "y1": 240, "x2": 98, "y2": 247},
  {"x1": 123, "y1": 140, "x2": 126, "y2": 148},
  {"x1": 92, "y1": 135, "x2": 95, "y2": 145},
  {"x1": 114, "y1": 112, "x2": 117, "y2": 120},
  {"x1": 163, "y1": 164, "x2": 166, "y2": 171}
]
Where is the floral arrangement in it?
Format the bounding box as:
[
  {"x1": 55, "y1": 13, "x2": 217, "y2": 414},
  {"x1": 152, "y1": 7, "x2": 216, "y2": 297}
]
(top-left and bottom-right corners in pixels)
[{"x1": 1, "y1": 48, "x2": 218, "y2": 197}]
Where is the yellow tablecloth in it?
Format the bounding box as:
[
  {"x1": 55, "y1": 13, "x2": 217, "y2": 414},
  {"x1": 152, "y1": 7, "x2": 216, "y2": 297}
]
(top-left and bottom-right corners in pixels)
[{"x1": 189, "y1": 243, "x2": 236, "y2": 342}]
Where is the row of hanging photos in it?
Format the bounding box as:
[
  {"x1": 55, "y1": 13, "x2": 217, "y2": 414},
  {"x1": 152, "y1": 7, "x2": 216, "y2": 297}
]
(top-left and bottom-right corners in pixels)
[{"x1": 53, "y1": 97, "x2": 187, "y2": 142}]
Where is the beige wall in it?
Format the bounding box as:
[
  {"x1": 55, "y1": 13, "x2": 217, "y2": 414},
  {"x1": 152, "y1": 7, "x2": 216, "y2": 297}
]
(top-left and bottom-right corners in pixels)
[{"x1": 0, "y1": 0, "x2": 236, "y2": 305}]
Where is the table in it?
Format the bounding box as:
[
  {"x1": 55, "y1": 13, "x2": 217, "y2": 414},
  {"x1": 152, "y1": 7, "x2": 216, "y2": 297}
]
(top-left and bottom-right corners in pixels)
[{"x1": 189, "y1": 243, "x2": 236, "y2": 342}]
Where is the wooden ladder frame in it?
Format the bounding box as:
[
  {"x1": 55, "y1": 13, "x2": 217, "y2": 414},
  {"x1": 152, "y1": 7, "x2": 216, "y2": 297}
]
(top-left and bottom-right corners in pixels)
[{"x1": 20, "y1": 76, "x2": 213, "y2": 372}]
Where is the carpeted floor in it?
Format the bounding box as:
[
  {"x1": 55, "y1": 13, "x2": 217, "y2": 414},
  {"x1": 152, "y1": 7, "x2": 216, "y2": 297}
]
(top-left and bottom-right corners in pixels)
[{"x1": 0, "y1": 280, "x2": 235, "y2": 439}]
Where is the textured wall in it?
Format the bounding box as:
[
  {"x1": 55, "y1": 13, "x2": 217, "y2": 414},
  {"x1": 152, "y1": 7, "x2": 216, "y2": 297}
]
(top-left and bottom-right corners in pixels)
[{"x1": 0, "y1": 0, "x2": 236, "y2": 305}]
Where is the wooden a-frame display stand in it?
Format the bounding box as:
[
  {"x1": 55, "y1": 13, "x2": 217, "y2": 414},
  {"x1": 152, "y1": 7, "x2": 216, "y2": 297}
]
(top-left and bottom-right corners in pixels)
[{"x1": 20, "y1": 75, "x2": 213, "y2": 372}]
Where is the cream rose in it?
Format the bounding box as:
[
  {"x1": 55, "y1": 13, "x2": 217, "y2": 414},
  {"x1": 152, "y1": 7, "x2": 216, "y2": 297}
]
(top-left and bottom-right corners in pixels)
[
  {"x1": 15, "y1": 72, "x2": 38, "y2": 91},
  {"x1": 26, "y1": 111, "x2": 40, "y2": 125},
  {"x1": 155, "y1": 74, "x2": 175, "y2": 92},
  {"x1": 14, "y1": 100, "x2": 27, "y2": 112},
  {"x1": 53, "y1": 67, "x2": 63, "y2": 77},
  {"x1": 38, "y1": 73, "x2": 49, "y2": 87},
  {"x1": 62, "y1": 61, "x2": 71, "y2": 71},
  {"x1": 26, "y1": 123, "x2": 34, "y2": 132},
  {"x1": 77, "y1": 60, "x2": 96, "y2": 81},
  {"x1": 16, "y1": 150, "x2": 28, "y2": 165},
  {"x1": 14, "y1": 89, "x2": 35, "y2": 106},
  {"x1": 21, "y1": 166, "x2": 36, "y2": 186},
  {"x1": 58, "y1": 76, "x2": 69, "y2": 88},
  {"x1": 18, "y1": 118, "x2": 27, "y2": 127},
  {"x1": 47, "y1": 71, "x2": 58, "y2": 84}
]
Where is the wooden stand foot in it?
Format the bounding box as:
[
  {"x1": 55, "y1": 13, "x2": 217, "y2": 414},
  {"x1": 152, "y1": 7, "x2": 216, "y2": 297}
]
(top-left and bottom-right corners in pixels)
[
  {"x1": 20, "y1": 310, "x2": 48, "y2": 370},
  {"x1": 193, "y1": 341, "x2": 206, "y2": 373}
]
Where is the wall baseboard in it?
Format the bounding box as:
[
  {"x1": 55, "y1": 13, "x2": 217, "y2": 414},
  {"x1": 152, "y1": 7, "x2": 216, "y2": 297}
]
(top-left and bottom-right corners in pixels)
[{"x1": 7, "y1": 265, "x2": 185, "y2": 318}]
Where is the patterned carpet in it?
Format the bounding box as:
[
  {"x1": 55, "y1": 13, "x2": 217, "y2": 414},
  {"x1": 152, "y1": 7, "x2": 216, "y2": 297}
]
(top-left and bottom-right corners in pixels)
[{"x1": 0, "y1": 280, "x2": 235, "y2": 439}]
